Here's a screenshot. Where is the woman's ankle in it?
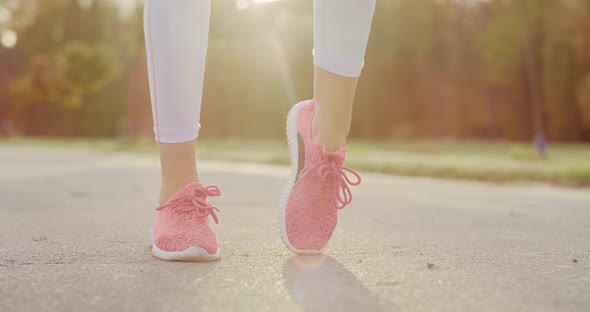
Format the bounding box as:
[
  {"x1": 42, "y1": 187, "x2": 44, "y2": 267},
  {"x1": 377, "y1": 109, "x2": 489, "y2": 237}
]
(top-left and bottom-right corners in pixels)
[
  {"x1": 159, "y1": 175, "x2": 199, "y2": 204},
  {"x1": 158, "y1": 141, "x2": 199, "y2": 204},
  {"x1": 311, "y1": 106, "x2": 350, "y2": 151},
  {"x1": 311, "y1": 128, "x2": 347, "y2": 151}
]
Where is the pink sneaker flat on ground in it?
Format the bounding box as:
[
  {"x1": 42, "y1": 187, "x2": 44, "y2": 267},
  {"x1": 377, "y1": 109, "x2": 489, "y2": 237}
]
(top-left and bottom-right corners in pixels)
[
  {"x1": 149, "y1": 182, "x2": 222, "y2": 262},
  {"x1": 279, "y1": 100, "x2": 361, "y2": 255}
]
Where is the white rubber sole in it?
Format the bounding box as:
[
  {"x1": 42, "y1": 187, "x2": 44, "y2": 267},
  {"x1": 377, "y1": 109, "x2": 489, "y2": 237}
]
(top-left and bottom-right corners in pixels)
[
  {"x1": 149, "y1": 229, "x2": 221, "y2": 262},
  {"x1": 278, "y1": 101, "x2": 326, "y2": 256}
]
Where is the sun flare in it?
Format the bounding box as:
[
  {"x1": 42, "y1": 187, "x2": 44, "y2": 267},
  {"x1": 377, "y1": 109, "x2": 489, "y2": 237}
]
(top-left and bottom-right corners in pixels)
[{"x1": 236, "y1": 0, "x2": 281, "y2": 10}]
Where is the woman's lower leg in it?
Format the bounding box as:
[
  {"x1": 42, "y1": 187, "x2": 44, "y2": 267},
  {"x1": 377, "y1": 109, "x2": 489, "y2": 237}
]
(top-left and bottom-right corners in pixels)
[
  {"x1": 312, "y1": 0, "x2": 376, "y2": 151},
  {"x1": 144, "y1": 0, "x2": 211, "y2": 203},
  {"x1": 158, "y1": 141, "x2": 199, "y2": 204},
  {"x1": 312, "y1": 66, "x2": 358, "y2": 151}
]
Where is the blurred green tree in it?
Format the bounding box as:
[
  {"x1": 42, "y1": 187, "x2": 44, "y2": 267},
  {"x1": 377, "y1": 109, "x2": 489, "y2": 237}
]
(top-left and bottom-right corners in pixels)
[
  {"x1": 12, "y1": 41, "x2": 118, "y2": 134},
  {"x1": 9, "y1": 0, "x2": 135, "y2": 137}
]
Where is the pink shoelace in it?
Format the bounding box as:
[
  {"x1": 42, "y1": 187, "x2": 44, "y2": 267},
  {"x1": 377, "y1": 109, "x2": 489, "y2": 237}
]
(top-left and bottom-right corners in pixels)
[
  {"x1": 156, "y1": 184, "x2": 221, "y2": 224},
  {"x1": 299, "y1": 151, "x2": 361, "y2": 209}
]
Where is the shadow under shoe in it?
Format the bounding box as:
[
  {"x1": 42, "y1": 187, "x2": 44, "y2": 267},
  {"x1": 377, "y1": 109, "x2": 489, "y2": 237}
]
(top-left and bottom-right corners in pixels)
[{"x1": 282, "y1": 255, "x2": 394, "y2": 312}]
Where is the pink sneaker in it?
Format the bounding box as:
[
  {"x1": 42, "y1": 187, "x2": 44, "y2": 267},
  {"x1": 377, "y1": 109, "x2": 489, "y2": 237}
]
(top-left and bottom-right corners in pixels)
[
  {"x1": 149, "y1": 182, "x2": 222, "y2": 261},
  {"x1": 279, "y1": 100, "x2": 361, "y2": 255}
]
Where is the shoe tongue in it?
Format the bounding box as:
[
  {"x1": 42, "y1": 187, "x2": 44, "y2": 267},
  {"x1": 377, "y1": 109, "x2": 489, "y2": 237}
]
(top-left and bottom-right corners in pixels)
[
  {"x1": 321, "y1": 146, "x2": 346, "y2": 164},
  {"x1": 168, "y1": 182, "x2": 207, "y2": 203}
]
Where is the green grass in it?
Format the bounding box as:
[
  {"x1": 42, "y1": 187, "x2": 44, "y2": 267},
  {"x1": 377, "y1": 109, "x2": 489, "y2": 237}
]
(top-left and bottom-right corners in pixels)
[{"x1": 2, "y1": 136, "x2": 590, "y2": 186}]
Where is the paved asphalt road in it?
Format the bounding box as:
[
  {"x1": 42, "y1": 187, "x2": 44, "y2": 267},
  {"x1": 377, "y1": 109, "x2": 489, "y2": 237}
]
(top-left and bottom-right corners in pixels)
[{"x1": 0, "y1": 145, "x2": 589, "y2": 312}]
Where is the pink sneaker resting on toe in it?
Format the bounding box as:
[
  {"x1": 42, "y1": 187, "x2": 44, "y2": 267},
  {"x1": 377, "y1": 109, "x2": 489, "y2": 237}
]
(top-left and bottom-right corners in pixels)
[
  {"x1": 279, "y1": 100, "x2": 361, "y2": 255},
  {"x1": 150, "y1": 182, "x2": 222, "y2": 262}
]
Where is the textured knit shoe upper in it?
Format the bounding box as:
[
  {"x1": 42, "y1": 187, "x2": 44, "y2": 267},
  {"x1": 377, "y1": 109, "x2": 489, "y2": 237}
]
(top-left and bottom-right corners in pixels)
[
  {"x1": 152, "y1": 182, "x2": 221, "y2": 254},
  {"x1": 285, "y1": 100, "x2": 361, "y2": 251}
]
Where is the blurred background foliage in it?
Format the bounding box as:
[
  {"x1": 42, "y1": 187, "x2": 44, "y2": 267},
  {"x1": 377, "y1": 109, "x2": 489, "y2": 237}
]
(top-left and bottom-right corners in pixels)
[{"x1": 1, "y1": 0, "x2": 590, "y2": 143}]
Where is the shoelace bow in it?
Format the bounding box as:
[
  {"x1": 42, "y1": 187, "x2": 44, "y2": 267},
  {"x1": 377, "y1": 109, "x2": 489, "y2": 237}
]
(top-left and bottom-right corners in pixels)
[
  {"x1": 156, "y1": 184, "x2": 221, "y2": 224},
  {"x1": 299, "y1": 152, "x2": 361, "y2": 209}
]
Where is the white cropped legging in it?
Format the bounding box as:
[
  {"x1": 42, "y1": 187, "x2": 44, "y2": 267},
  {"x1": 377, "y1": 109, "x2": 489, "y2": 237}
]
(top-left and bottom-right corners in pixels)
[{"x1": 144, "y1": 0, "x2": 376, "y2": 143}]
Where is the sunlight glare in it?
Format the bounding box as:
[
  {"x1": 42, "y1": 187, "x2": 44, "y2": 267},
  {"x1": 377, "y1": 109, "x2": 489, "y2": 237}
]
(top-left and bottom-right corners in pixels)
[
  {"x1": 1, "y1": 29, "x2": 17, "y2": 48},
  {"x1": 78, "y1": 0, "x2": 93, "y2": 9},
  {"x1": 236, "y1": 0, "x2": 281, "y2": 10},
  {"x1": 236, "y1": 0, "x2": 250, "y2": 10},
  {"x1": 0, "y1": 7, "x2": 11, "y2": 24}
]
